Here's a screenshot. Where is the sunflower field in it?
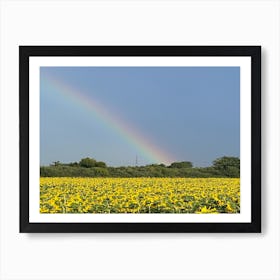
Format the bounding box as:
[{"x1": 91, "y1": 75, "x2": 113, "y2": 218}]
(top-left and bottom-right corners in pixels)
[{"x1": 40, "y1": 177, "x2": 240, "y2": 214}]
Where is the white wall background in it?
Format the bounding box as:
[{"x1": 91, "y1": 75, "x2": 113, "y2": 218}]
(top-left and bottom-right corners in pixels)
[{"x1": 0, "y1": 0, "x2": 279, "y2": 279}]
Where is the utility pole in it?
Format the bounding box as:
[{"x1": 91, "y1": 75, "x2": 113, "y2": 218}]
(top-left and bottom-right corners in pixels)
[{"x1": 135, "y1": 155, "x2": 138, "y2": 166}]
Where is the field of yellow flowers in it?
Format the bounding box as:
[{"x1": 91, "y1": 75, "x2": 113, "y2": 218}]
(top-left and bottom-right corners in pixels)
[{"x1": 40, "y1": 177, "x2": 240, "y2": 214}]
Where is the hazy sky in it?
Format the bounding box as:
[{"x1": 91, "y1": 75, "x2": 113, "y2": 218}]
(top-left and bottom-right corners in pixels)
[{"x1": 40, "y1": 66, "x2": 240, "y2": 167}]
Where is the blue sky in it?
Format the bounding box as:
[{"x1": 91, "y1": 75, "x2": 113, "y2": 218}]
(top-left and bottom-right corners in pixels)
[{"x1": 40, "y1": 66, "x2": 240, "y2": 167}]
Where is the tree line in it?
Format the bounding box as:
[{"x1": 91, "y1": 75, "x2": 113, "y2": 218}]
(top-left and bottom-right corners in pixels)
[{"x1": 40, "y1": 156, "x2": 240, "y2": 178}]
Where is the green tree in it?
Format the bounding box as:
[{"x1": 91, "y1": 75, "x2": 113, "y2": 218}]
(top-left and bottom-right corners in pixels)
[
  {"x1": 92, "y1": 167, "x2": 109, "y2": 176},
  {"x1": 79, "y1": 157, "x2": 97, "y2": 168},
  {"x1": 169, "y1": 161, "x2": 193, "y2": 168},
  {"x1": 95, "y1": 161, "x2": 107, "y2": 168},
  {"x1": 68, "y1": 162, "x2": 79, "y2": 167},
  {"x1": 212, "y1": 156, "x2": 240, "y2": 177}
]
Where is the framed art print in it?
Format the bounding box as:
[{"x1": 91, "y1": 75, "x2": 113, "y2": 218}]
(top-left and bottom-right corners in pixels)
[{"x1": 19, "y1": 46, "x2": 261, "y2": 233}]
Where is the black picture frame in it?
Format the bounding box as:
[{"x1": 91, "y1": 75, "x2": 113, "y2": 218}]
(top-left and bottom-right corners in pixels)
[{"x1": 20, "y1": 46, "x2": 261, "y2": 233}]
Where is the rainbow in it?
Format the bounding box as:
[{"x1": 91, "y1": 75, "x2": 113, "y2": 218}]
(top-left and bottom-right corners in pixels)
[{"x1": 41, "y1": 72, "x2": 175, "y2": 165}]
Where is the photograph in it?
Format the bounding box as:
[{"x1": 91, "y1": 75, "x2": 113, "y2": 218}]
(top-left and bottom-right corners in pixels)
[{"x1": 40, "y1": 66, "x2": 240, "y2": 215}]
